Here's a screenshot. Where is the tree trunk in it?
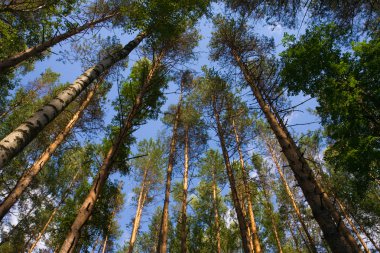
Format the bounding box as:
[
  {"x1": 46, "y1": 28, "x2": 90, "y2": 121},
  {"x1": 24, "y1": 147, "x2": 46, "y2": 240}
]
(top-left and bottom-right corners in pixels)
[
  {"x1": 156, "y1": 90, "x2": 183, "y2": 253},
  {"x1": 212, "y1": 166, "x2": 222, "y2": 253},
  {"x1": 231, "y1": 49, "x2": 361, "y2": 253},
  {"x1": 127, "y1": 168, "x2": 149, "y2": 253},
  {"x1": 349, "y1": 210, "x2": 380, "y2": 252},
  {"x1": 0, "y1": 32, "x2": 145, "y2": 168},
  {"x1": 232, "y1": 118, "x2": 262, "y2": 253},
  {"x1": 0, "y1": 80, "x2": 101, "y2": 221},
  {"x1": 335, "y1": 198, "x2": 371, "y2": 253},
  {"x1": 211, "y1": 95, "x2": 251, "y2": 253},
  {"x1": 101, "y1": 235, "x2": 108, "y2": 253},
  {"x1": 28, "y1": 170, "x2": 80, "y2": 252},
  {"x1": 263, "y1": 135, "x2": 318, "y2": 253},
  {"x1": 59, "y1": 52, "x2": 162, "y2": 253},
  {"x1": 287, "y1": 219, "x2": 302, "y2": 253},
  {"x1": 257, "y1": 170, "x2": 283, "y2": 253},
  {"x1": 180, "y1": 126, "x2": 189, "y2": 253},
  {"x1": 0, "y1": 14, "x2": 116, "y2": 73}
]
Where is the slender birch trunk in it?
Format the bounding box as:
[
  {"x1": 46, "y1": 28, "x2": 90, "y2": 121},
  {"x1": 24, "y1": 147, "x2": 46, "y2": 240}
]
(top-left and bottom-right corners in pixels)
[
  {"x1": 0, "y1": 80, "x2": 101, "y2": 221},
  {"x1": 28, "y1": 170, "x2": 81, "y2": 252},
  {"x1": 257, "y1": 170, "x2": 283, "y2": 253},
  {"x1": 0, "y1": 14, "x2": 116, "y2": 72},
  {"x1": 231, "y1": 49, "x2": 361, "y2": 253},
  {"x1": 263, "y1": 135, "x2": 318, "y2": 253},
  {"x1": 0, "y1": 32, "x2": 145, "y2": 168},
  {"x1": 211, "y1": 95, "x2": 251, "y2": 253},
  {"x1": 156, "y1": 89, "x2": 183, "y2": 253},
  {"x1": 180, "y1": 126, "x2": 189, "y2": 253},
  {"x1": 59, "y1": 52, "x2": 163, "y2": 253},
  {"x1": 335, "y1": 198, "x2": 371, "y2": 253},
  {"x1": 127, "y1": 168, "x2": 149, "y2": 253},
  {"x1": 232, "y1": 118, "x2": 262, "y2": 253},
  {"x1": 212, "y1": 166, "x2": 222, "y2": 253}
]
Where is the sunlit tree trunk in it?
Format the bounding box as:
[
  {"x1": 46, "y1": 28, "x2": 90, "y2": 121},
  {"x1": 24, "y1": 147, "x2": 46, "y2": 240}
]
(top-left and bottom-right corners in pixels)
[
  {"x1": 257, "y1": 169, "x2": 283, "y2": 253},
  {"x1": 335, "y1": 198, "x2": 371, "y2": 253},
  {"x1": 156, "y1": 89, "x2": 183, "y2": 253},
  {"x1": 232, "y1": 118, "x2": 262, "y2": 253},
  {"x1": 262, "y1": 134, "x2": 318, "y2": 253},
  {"x1": 231, "y1": 49, "x2": 361, "y2": 253},
  {"x1": 212, "y1": 166, "x2": 222, "y2": 253},
  {"x1": 101, "y1": 235, "x2": 108, "y2": 253},
  {"x1": 0, "y1": 32, "x2": 145, "y2": 168},
  {"x1": 0, "y1": 13, "x2": 116, "y2": 72},
  {"x1": 59, "y1": 52, "x2": 162, "y2": 253},
  {"x1": 349, "y1": 211, "x2": 380, "y2": 252},
  {"x1": 180, "y1": 126, "x2": 189, "y2": 253},
  {"x1": 0, "y1": 80, "x2": 101, "y2": 220},
  {"x1": 127, "y1": 168, "x2": 149, "y2": 253},
  {"x1": 211, "y1": 95, "x2": 252, "y2": 253},
  {"x1": 28, "y1": 170, "x2": 80, "y2": 252}
]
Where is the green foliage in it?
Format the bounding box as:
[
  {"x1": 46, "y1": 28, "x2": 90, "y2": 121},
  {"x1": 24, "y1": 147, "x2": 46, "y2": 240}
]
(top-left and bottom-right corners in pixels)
[{"x1": 281, "y1": 24, "x2": 380, "y2": 190}]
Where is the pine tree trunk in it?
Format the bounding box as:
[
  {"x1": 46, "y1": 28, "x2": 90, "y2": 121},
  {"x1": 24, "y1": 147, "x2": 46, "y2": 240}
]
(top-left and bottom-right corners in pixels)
[
  {"x1": 211, "y1": 95, "x2": 252, "y2": 253},
  {"x1": 101, "y1": 235, "x2": 108, "y2": 253},
  {"x1": 335, "y1": 198, "x2": 371, "y2": 253},
  {"x1": 232, "y1": 118, "x2": 262, "y2": 253},
  {"x1": 0, "y1": 32, "x2": 145, "y2": 168},
  {"x1": 156, "y1": 90, "x2": 183, "y2": 253},
  {"x1": 127, "y1": 168, "x2": 149, "y2": 253},
  {"x1": 263, "y1": 135, "x2": 318, "y2": 253},
  {"x1": 28, "y1": 170, "x2": 80, "y2": 252},
  {"x1": 59, "y1": 52, "x2": 163, "y2": 253},
  {"x1": 231, "y1": 49, "x2": 361, "y2": 253},
  {"x1": 287, "y1": 219, "x2": 302, "y2": 253},
  {"x1": 0, "y1": 14, "x2": 116, "y2": 72},
  {"x1": 349, "y1": 210, "x2": 380, "y2": 252},
  {"x1": 212, "y1": 166, "x2": 222, "y2": 253},
  {"x1": 0, "y1": 81, "x2": 100, "y2": 221},
  {"x1": 257, "y1": 170, "x2": 283, "y2": 253},
  {"x1": 180, "y1": 126, "x2": 189, "y2": 253}
]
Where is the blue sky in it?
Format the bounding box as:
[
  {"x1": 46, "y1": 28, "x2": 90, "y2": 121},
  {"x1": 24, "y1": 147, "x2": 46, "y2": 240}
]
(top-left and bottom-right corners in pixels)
[{"x1": 14, "y1": 5, "x2": 322, "y2": 249}]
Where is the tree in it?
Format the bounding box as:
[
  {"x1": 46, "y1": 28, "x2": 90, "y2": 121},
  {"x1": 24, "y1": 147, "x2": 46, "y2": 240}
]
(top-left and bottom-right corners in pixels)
[
  {"x1": 59, "y1": 51, "x2": 168, "y2": 252},
  {"x1": 126, "y1": 138, "x2": 165, "y2": 253},
  {"x1": 281, "y1": 24, "x2": 379, "y2": 191},
  {"x1": 210, "y1": 15, "x2": 361, "y2": 252}
]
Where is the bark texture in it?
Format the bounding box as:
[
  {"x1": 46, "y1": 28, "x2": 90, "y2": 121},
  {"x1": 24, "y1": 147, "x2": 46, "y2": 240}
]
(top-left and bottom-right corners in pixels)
[
  {"x1": 212, "y1": 95, "x2": 251, "y2": 253},
  {"x1": 0, "y1": 32, "x2": 146, "y2": 168},
  {"x1": 156, "y1": 91, "x2": 183, "y2": 253},
  {"x1": 59, "y1": 51, "x2": 161, "y2": 253},
  {"x1": 0, "y1": 14, "x2": 115, "y2": 72},
  {"x1": 0, "y1": 82, "x2": 100, "y2": 221},
  {"x1": 231, "y1": 49, "x2": 361, "y2": 253}
]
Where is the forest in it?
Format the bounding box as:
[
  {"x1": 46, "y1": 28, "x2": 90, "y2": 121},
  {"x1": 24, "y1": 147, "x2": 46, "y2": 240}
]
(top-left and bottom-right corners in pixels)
[{"x1": 0, "y1": 0, "x2": 379, "y2": 252}]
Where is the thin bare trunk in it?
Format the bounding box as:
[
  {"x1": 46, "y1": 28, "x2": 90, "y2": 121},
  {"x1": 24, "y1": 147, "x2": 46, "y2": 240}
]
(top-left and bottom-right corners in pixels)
[
  {"x1": 180, "y1": 126, "x2": 189, "y2": 253},
  {"x1": 212, "y1": 166, "x2": 222, "y2": 253},
  {"x1": 59, "y1": 52, "x2": 163, "y2": 253},
  {"x1": 263, "y1": 135, "x2": 318, "y2": 253},
  {"x1": 101, "y1": 235, "x2": 108, "y2": 253},
  {"x1": 257, "y1": 171, "x2": 283, "y2": 253},
  {"x1": 0, "y1": 80, "x2": 100, "y2": 221},
  {"x1": 0, "y1": 14, "x2": 116, "y2": 72},
  {"x1": 28, "y1": 170, "x2": 80, "y2": 252},
  {"x1": 212, "y1": 95, "x2": 251, "y2": 253},
  {"x1": 0, "y1": 32, "x2": 145, "y2": 168},
  {"x1": 349, "y1": 211, "x2": 380, "y2": 252},
  {"x1": 336, "y1": 198, "x2": 371, "y2": 253},
  {"x1": 156, "y1": 90, "x2": 183, "y2": 253},
  {"x1": 231, "y1": 49, "x2": 361, "y2": 253},
  {"x1": 286, "y1": 219, "x2": 302, "y2": 253},
  {"x1": 232, "y1": 118, "x2": 262, "y2": 253},
  {"x1": 127, "y1": 168, "x2": 149, "y2": 253}
]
